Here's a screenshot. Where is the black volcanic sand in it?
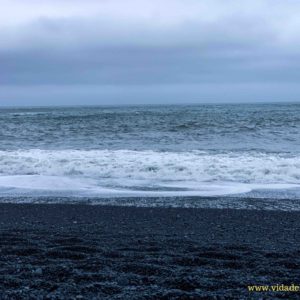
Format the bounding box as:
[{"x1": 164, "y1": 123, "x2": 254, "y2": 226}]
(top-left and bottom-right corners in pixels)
[{"x1": 1, "y1": 204, "x2": 300, "y2": 299}]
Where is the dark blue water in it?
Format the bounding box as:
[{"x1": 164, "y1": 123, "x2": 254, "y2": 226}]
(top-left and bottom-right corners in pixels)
[{"x1": 0, "y1": 103, "x2": 299, "y2": 152}]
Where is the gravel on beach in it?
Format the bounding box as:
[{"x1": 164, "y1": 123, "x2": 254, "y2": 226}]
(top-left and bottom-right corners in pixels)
[{"x1": 0, "y1": 203, "x2": 300, "y2": 299}]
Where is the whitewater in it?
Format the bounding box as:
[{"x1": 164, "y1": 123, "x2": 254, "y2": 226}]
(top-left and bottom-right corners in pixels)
[{"x1": 0, "y1": 149, "x2": 299, "y2": 197}]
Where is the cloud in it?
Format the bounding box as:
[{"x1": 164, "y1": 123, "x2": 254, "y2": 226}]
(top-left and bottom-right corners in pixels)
[
  {"x1": 1, "y1": 83, "x2": 299, "y2": 106},
  {"x1": 0, "y1": 0, "x2": 300, "y2": 104},
  {"x1": 1, "y1": 0, "x2": 300, "y2": 49}
]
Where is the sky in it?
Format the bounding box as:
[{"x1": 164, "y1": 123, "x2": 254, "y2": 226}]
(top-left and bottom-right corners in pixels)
[{"x1": 0, "y1": 0, "x2": 300, "y2": 106}]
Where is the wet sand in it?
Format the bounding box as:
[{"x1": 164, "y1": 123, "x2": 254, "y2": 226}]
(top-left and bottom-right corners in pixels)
[{"x1": 0, "y1": 203, "x2": 300, "y2": 299}]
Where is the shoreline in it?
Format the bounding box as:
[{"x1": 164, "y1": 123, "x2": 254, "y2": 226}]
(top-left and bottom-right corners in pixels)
[
  {"x1": 1, "y1": 194, "x2": 300, "y2": 211},
  {"x1": 1, "y1": 203, "x2": 300, "y2": 299}
]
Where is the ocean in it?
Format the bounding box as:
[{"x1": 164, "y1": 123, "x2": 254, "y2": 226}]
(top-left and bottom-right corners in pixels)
[{"x1": 1, "y1": 103, "x2": 300, "y2": 208}]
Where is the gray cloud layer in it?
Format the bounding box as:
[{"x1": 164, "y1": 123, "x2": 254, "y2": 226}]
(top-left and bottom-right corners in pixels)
[{"x1": 0, "y1": 0, "x2": 300, "y2": 105}]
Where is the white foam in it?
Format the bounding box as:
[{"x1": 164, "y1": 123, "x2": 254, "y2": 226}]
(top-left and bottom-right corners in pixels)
[
  {"x1": 0, "y1": 149, "x2": 300, "y2": 197},
  {"x1": 0, "y1": 175, "x2": 249, "y2": 197},
  {"x1": 0, "y1": 175, "x2": 94, "y2": 191}
]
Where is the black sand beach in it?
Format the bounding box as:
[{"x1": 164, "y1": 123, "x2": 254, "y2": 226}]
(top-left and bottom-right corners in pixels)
[{"x1": 1, "y1": 204, "x2": 300, "y2": 299}]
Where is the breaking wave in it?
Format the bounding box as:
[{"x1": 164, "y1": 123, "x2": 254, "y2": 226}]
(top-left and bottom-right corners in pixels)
[{"x1": 0, "y1": 149, "x2": 299, "y2": 197}]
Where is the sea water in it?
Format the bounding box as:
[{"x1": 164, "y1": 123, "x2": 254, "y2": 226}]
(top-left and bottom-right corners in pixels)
[{"x1": 0, "y1": 103, "x2": 300, "y2": 206}]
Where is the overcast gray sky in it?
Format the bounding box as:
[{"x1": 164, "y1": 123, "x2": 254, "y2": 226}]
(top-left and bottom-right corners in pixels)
[{"x1": 1, "y1": 0, "x2": 300, "y2": 106}]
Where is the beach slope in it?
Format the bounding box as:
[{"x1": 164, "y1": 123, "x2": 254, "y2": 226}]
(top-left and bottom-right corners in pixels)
[{"x1": 0, "y1": 204, "x2": 300, "y2": 299}]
